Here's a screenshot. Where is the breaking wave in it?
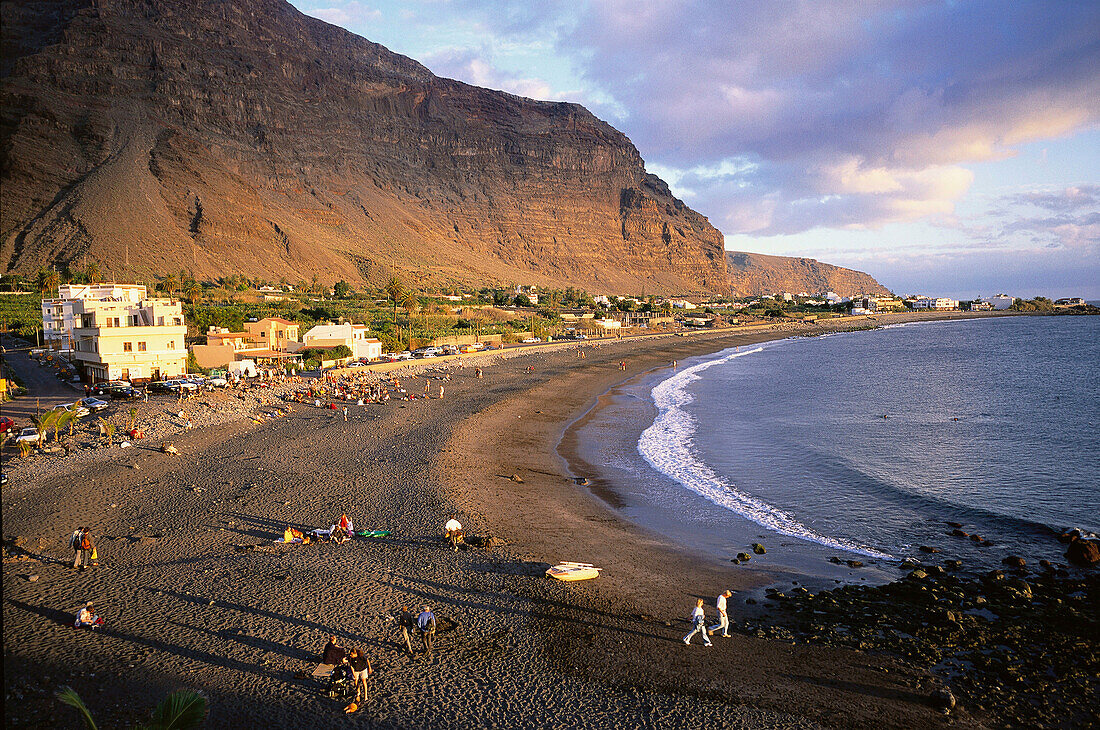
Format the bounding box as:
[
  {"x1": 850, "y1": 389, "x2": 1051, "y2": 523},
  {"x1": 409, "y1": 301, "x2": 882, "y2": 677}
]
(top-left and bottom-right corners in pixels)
[{"x1": 637, "y1": 346, "x2": 893, "y2": 559}]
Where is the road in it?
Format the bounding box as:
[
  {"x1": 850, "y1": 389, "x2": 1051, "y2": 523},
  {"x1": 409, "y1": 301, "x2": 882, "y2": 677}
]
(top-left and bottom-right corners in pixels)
[{"x1": 0, "y1": 333, "x2": 81, "y2": 429}]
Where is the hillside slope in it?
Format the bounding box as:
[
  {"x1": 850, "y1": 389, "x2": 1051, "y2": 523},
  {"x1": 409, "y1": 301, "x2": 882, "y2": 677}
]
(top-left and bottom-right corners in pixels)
[
  {"x1": 1, "y1": 0, "x2": 727, "y2": 292},
  {"x1": 726, "y1": 251, "x2": 891, "y2": 296}
]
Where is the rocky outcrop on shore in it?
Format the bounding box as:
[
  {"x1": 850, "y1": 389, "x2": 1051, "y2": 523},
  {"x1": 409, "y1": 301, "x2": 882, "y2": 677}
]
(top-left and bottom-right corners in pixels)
[
  {"x1": 726, "y1": 251, "x2": 890, "y2": 297},
  {"x1": 739, "y1": 565, "x2": 1099, "y2": 728}
]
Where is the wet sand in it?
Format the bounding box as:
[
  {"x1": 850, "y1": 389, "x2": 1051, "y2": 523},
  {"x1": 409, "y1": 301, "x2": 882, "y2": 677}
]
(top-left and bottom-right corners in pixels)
[{"x1": 3, "y1": 313, "x2": 997, "y2": 728}]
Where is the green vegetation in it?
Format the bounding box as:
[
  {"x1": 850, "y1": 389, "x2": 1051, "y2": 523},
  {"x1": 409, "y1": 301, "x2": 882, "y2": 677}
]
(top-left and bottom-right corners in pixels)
[
  {"x1": 0, "y1": 293, "x2": 43, "y2": 340},
  {"x1": 1010, "y1": 297, "x2": 1055, "y2": 312},
  {"x1": 57, "y1": 685, "x2": 207, "y2": 730}
]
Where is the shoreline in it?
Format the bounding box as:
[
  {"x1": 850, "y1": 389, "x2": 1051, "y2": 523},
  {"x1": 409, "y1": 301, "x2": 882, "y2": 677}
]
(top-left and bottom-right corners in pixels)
[
  {"x1": 441, "y1": 310, "x2": 1005, "y2": 727},
  {"x1": 3, "y1": 310, "x2": 1016, "y2": 728}
]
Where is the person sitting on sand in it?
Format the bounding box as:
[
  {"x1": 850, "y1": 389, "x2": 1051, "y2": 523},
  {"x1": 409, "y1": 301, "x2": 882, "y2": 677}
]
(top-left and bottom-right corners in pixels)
[
  {"x1": 416, "y1": 606, "x2": 437, "y2": 655},
  {"x1": 322, "y1": 635, "x2": 346, "y2": 665},
  {"x1": 75, "y1": 601, "x2": 103, "y2": 630},
  {"x1": 683, "y1": 598, "x2": 712, "y2": 647},
  {"x1": 443, "y1": 515, "x2": 463, "y2": 551}
]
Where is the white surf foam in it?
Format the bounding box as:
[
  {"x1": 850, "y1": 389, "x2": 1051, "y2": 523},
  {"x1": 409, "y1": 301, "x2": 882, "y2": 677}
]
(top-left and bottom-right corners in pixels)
[{"x1": 638, "y1": 346, "x2": 893, "y2": 559}]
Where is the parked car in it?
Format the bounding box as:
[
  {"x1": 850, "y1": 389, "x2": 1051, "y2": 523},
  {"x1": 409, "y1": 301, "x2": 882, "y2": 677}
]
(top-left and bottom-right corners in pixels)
[
  {"x1": 522, "y1": 337, "x2": 542, "y2": 343},
  {"x1": 56, "y1": 402, "x2": 91, "y2": 418},
  {"x1": 460, "y1": 345, "x2": 479, "y2": 353},
  {"x1": 0, "y1": 416, "x2": 15, "y2": 434},
  {"x1": 413, "y1": 347, "x2": 442, "y2": 358},
  {"x1": 109, "y1": 386, "x2": 143, "y2": 400},
  {"x1": 440, "y1": 345, "x2": 459, "y2": 356},
  {"x1": 167, "y1": 379, "x2": 198, "y2": 392},
  {"x1": 90, "y1": 380, "x2": 132, "y2": 396},
  {"x1": 206, "y1": 375, "x2": 228, "y2": 387},
  {"x1": 14, "y1": 427, "x2": 41, "y2": 444},
  {"x1": 147, "y1": 381, "x2": 175, "y2": 393},
  {"x1": 79, "y1": 397, "x2": 110, "y2": 413}
]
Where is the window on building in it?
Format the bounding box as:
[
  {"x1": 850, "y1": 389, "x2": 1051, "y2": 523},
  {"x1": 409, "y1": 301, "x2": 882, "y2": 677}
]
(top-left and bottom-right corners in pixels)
[
  {"x1": 138, "y1": 342, "x2": 147, "y2": 351},
  {"x1": 173, "y1": 317, "x2": 182, "y2": 326},
  {"x1": 167, "y1": 341, "x2": 175, "y2": 350},
  {"x1": 123, "y1": 342, "x2": 132, "y2": 352},
  {"x1": 112, "y1": 317, "x2": 121, "y2": 327}
]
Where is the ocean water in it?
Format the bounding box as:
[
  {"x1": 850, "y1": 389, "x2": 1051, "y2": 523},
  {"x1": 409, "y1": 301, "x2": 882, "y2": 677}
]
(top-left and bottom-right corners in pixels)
[{"x1": 570, "y1": 316, "x2": 1099, "y2": 581}]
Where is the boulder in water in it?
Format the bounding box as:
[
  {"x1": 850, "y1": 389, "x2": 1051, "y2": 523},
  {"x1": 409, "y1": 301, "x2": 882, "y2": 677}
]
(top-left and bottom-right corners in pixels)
[
  {"x1": 1066, "y1": 537, "x2": 1100, "y2": 566},
  {"x1": 1003, "y1": 555, "x2": 1026, "y2": 569},
  {"x1": 932, "y1": 687, "x2": 956, "y2": 714},
  {"x1": 752, "y1": 543, "x2": 766, "y2": 555},
  {"x1": 919, "y1": 545, "x2": 940, "y2": 553}
]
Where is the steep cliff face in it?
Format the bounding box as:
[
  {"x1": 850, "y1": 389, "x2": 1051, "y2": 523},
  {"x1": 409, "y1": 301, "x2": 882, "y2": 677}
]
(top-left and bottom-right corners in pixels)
[
  {"x1": 726, "y1": 251, "x2": 891, "y2": 297},
  {"x1": 1, "y1": 0, "x2": 726, "y2": 292}
]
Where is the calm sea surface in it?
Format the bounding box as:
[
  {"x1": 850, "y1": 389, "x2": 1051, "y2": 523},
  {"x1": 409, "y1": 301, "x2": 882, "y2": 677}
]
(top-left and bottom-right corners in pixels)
[{"x1": 573, "y1": 316, "x2": 1099, "y2": 579}]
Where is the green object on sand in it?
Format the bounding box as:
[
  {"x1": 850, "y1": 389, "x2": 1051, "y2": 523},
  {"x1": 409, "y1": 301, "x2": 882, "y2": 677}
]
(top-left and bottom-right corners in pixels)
[{"x1": 355, "y1": 530, "x2": 391, "y2": 538}]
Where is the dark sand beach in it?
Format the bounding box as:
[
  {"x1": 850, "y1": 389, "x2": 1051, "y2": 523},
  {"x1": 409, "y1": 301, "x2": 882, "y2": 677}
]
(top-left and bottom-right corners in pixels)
[{"x1": 3, "y1": 314, "x2": 1000, "y2": 728}]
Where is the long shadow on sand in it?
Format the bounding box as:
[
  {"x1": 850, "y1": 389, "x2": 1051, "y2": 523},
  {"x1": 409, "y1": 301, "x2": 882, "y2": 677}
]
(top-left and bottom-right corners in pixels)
[
  {"x1": 782, "y1": 672, "x2": 932, "y2": 707},
  {"x1": 143, "y1": 587, "x2": 386, "y2": 650},
  {"x1": 167, "y1": 620, "x2": 315, "y2": 660},
  {"x1": 382, "y1": 573, "x2": 677, "y2": 644},
  {"x1": 6, "y1": 598, "x2": 74, "y2": 626}
]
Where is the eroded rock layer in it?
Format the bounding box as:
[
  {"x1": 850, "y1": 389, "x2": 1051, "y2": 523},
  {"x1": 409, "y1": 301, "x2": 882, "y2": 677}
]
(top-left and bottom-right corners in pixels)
[{"x1": 1, "y1": 0, "x2": 730, "y2": 292}]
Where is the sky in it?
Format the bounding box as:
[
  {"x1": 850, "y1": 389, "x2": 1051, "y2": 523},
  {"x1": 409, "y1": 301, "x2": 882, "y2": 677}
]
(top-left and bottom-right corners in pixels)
[{"x1": 289, "y1": 0, "x2": 1099, "y2": 299}]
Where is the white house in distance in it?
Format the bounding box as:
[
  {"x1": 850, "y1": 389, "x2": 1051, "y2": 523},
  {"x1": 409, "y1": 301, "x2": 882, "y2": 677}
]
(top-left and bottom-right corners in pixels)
[
  {"x1": 989, "y1": 294, "x2": 1015, "y2": 310},
  {"x1": 301, "y1": 323, "x2": 382, "y2": 360},
  {"x1": 41, "y1": 283, "x2": 147, "y2": 347},
  {"x1": 62, "y1": 286, "x2": 187, "y2": 382}
]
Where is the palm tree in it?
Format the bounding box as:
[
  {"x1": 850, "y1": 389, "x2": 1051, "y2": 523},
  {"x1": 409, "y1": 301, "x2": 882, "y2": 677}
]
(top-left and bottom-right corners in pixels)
[
  {"x1": 183, "y1": 278, "x2": 201, "y2": 304},
  {"x1": 160, "y1": 274, "x2": 178, "y2": 297},
  {"x1": 128, "y1": 407, "x2": 139, "y2": 431},
  {"x1": 58, "y1": 685, "x2": 207, "y2": 730},
  {"x1": 52, "y1": 409, "x2": 76, "y2": 442},
  {"x1": 85, "y1": 261, "x2": 101, "y2": 283},
  {"x1": 386, "y1": 276, "x2": 404, "y2": 324}
]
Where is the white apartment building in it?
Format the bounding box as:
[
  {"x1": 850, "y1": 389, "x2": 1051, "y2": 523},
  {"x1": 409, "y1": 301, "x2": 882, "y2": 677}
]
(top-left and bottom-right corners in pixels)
[
  {"x1": 41, "y1": 284, "x2": 147, "y2": 346},
  {"x1": 67, "y1": 293, "x2": 188, "y2": 382},
  {"x1": 989, "y1": 294, "x2": 1015, "y2": 310},
  {"x1": 912, "y1": 297, "x2": 959, "y2": 310},
  {"x1": 301, "y1": 323, "x2": 382, "y2": 360}
]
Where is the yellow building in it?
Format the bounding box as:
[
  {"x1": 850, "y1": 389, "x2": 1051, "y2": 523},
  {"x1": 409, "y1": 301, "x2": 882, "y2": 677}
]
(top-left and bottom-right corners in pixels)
[
  {"x1": 69, "y1": 296, "x2": 187, "y2": 382},
  {"x1": 244, "y1": 318, "x2": 300, "y2": 352}
]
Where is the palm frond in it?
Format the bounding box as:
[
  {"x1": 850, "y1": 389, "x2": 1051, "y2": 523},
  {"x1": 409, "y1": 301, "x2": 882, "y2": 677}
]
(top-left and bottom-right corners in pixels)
[
  {"x1": 56, "y1": 685, "x2": 98, "y2": 730},
  {"x1": 140, "y1": 689, "x2": 207, "y2": 730}
]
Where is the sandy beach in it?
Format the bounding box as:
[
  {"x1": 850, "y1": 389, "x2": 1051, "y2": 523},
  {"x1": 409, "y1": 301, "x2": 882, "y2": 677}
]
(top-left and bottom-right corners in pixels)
[{"x1": 3, "y1": 313, "x2": 1001, "y2": 728}]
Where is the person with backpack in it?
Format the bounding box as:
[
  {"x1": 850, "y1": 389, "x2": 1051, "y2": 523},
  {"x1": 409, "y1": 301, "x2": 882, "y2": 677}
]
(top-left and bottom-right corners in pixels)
[
  {"x1": 416, "y1": 605, "x2": 436, "y2": 655},
  {"x1": 70, "y1": 527, "x2": 95, "y2": 571},
  {"x1": 395, "y1": 606, "x2": 416, "y2": 656}
]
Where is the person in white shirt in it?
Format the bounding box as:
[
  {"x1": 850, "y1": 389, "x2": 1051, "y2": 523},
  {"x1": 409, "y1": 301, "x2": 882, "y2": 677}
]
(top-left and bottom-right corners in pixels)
[
  {"x1": 709, "y1": 590, "x2": 733, "y2": 638},
  {"x1": 443, "y1": 515, "x2": 463, "y2": 551},
  {"x1": 682, "y1": 598, "x2": 712, "y2": 646}
]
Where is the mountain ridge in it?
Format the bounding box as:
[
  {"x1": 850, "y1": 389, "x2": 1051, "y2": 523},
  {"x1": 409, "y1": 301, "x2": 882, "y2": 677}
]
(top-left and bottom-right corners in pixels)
[{"x1": 1, "y1": 0, "x2": 887, "y2": 297}]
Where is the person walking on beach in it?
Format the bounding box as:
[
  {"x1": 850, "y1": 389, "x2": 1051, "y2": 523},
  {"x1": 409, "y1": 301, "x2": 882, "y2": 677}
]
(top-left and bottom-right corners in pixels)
[
  {"x1": 342, "y1": 406, "x2": 349, "y2": 422},
  {"x1": 70, "y1": 527, "x2": 94, "y2": 571},
  {"x1": 395, "y1": 606, "x2": 416, "y2": 656},
  {"x1": 417, "y1": 605, "x2": 437, "y2": 655},
  {"x1": 683, "y1": 598, "x2": 712, "y2": 646},
  {"x1": 708, "y1": 590, "x2": 732, "y2": 638}
]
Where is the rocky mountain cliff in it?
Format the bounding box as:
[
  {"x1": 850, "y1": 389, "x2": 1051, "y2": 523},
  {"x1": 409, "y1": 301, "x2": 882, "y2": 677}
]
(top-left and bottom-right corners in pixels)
[
  {"x1": 2, "y1": 0, "x2": 732, "y2": 292},
  {"x1": 726, "y1": 251, "x2": 890, "y2": 297},
  {"x1": 1, "y1": 0, "x2": 888, "y2": 297}
]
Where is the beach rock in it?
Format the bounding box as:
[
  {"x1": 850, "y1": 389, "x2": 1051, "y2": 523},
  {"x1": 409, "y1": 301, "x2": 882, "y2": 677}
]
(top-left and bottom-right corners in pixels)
[
  {"x1": 899, "y1": 559, "x2": 919, "y2": 570},
  {"x1": 970, "y1": 534, "x2": 985, "y2": 543},
  {"x1": 932, "y1": 687, "x2": 956, "y2": 714},
  {"x1": 1003, "y1": 556, "x2": 1026, "y2": 569},
  {"x1": 846, "y1": 560, "x2": 864, "y2": 568},
  {"x1": 1039, "y1": 559, "x2": 1054, "y2": 570},
  {"x1": 1065, "y1": 538, "x2": 1100, "y2": 566},
  {"x1": 737, "y1": 552, "x2": 751, "y2": 562},
  {"x1": 908, "y1": 569, "x2": 929, "y2": 580},
  {"x1": 945, "y1": 559, "x2": 962, "y2": 571},
  {"x1": 26, "y1": 574, "x2": 38, "y2": 582},
  {"x1": 919, "y1": 546, "x2": 940, "y2": 553},
  {"x1": 509, "y1": 474, "x2": 524, "y2": 483},
  {"x1": 950, "y1": 528, "x2": 969, "y2": 537},
  {"x1": 946, "y1": 521, "x2": 964, "y2": 529},
  {"x1": 984, "y1": 570, "x2": 1005, "y2": 582},
  {"x1": 926, "y1": 565, "x2": 945, "y2": 576},
  {"x1": 752, "y1": 543, "x2": 767, "y2": 555}
]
